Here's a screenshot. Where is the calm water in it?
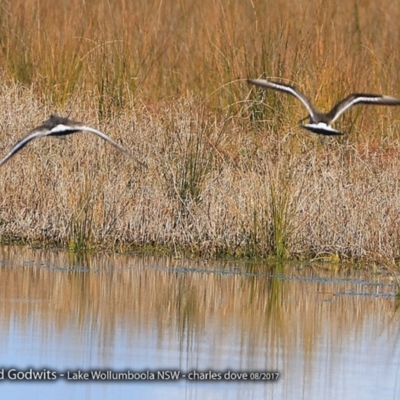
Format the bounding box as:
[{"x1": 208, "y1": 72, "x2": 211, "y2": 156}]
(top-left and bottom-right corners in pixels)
[{"x1": 0, "y1": 246, "x2": 399, "y2": 399}]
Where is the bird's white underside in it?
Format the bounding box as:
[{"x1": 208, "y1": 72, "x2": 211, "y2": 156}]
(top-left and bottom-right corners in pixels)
[
  {"x1": 50, "y1": 124, "x2": 78, "y2": 133},
  {"x1": 301, "y1": 123, "x2": 343, "y2": 135}
]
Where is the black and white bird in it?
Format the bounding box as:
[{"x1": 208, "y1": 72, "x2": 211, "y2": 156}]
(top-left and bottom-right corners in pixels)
[
  {"x1": 248, "y1": 79, "x2": 400, "y2": 135},
  {"x1": 0, "y1": 114, "x2": 134, "y2": 168}
]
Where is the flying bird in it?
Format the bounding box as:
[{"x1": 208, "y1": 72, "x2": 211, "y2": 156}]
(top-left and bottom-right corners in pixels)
[
  {"x1": 0, "y1": 114, "x2": 137, "y2": 168},
  {"x1": 247, "y1": 79, "x2": 400, "y2": 135}
]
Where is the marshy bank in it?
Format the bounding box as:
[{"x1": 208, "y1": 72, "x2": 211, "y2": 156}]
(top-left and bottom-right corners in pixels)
[{"x1": 0, "y1": 0, "x2": 400, "y2": 264}]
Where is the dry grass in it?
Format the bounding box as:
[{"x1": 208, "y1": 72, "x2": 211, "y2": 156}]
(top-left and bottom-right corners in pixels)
[{"x1": 0, "y1": 0, "x2": 400, "y2": 264}]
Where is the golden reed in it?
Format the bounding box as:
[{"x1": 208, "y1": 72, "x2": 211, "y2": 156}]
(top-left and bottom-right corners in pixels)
[{"x1": 0, "y1": 0, "x2": 399, "y2": 263}]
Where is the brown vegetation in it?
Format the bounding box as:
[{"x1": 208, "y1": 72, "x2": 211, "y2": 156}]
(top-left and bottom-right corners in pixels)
[{"x1": 0, "y1": 0, "x2": 400, "y2": 263}]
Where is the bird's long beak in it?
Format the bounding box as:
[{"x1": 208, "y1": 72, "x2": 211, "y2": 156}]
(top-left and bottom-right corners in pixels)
[{"x1": 297, "y1": 115, "x2": 309, "y2": 124}]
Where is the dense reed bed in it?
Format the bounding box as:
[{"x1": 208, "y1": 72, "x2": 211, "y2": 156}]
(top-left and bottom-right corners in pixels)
[{"x1": 0, "y1": 0, "x2": 400, "y2": 263}]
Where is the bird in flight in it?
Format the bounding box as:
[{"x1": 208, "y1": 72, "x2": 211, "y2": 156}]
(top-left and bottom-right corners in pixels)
[
  {"x1": 0, "y1": 114, "x2": 137, "y2": 168},
  {"x1": 247, "y1": 79, "x2": 400, "y2": 135}
]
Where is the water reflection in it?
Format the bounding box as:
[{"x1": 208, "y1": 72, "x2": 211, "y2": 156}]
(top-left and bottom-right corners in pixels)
[{"x1": 0, "y1": 246, "x2": 398, "y2": 399}]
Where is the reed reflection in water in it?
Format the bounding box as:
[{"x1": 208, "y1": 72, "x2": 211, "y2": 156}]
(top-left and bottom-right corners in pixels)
[{"x1": 0, "y1": 246, "x2": 398, "y2": 399}]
